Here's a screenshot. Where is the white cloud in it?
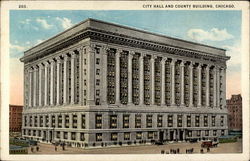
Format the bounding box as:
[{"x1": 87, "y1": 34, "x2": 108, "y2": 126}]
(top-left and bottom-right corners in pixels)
[
  {"x1": 223, "y1": 42, "x2": 241, "y2": 68},
  {"x1": 36, "y1": 18, "x2": 53, "y2": 29},
  {"x1": 187, "y1": 28, "x2": 233, "y2": 42},
  {"x1": 20, "y1": 19, "x2": 31, "y2": 25},
  {"x1": 10, "y1": 44, "x2": 27, "y2": 52},
  {"x1": 56, "y1": 17, "x2": 73, "y2": 29}
]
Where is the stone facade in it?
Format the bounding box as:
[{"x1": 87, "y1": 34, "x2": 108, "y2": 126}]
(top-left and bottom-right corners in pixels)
[
  {"x1": 20, "y1": 18, "x2": 230, "y2": 147},
  {"x1": 227, "y1": 94, "x2": 242, "y2": 131}
]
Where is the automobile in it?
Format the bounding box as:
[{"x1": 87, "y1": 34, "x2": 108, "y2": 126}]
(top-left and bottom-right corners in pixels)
[
  {"x1": 189, "y1": 138, "x2": 198, "y2": 143},
  {"x1": 201, "y1": 140, "x2": 219, "y2": 148}
]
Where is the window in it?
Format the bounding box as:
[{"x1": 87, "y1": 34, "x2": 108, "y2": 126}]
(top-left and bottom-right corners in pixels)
[
  {"x1": 58, "y1": 115, "x2": 62, "y2": 128},
  {"x1": 73, "y1": 115, "x2": 77, "y2": 128},
  {"x1": 96, "y1": 79, "x2": 100, "y2": 86},
  {"x1": 213, "y1": 130, "x2": 217, "y2": 136},
  {"x1": 65, "y1": 115, "x2": 69, "y2": 128},
  {"x1": 177, "y1": 115, "x2": 182, "y2": 127},
  {"x1": 136, "y1": 132, "x2": 142, "y2": 140},
  {"x1": 220, "y1": 116, "x2": 224, "y2": 127},
  {"x1": 110, "y1": 115, "x2": 117, "y2": 128},
  {"x1": 84, "y1": 69, "x2": 87, "y2": 75},
  {"x1": 71, "y1": 132, "x2": 76, "y2": 140},
  {"x1": 212, "y1": 116, "x2": 216, "y2": 127},
  {"x1": 195, "y1": 116, "x2": 200, "y2": 127},
  {"x1": 96, "y1": 69, "x2": 100, "y2": 75},
  {"x1": 39, "y1": 116, "x2": 43, "y2": 127},
  {"x1": 84, "y1": 90, "x2": 87, "y2": 96},
  {"x1": 96, "y1": 133, "x2": 102, "y2": 142},
  {"x1": 188, "y1": 131, "x2": 192, "y2": 137},
  {"x1": 95, "y1": 114, "x2": 102, "y2": 129},
  {"x1": 96, "y1": 90, "x2": 100, "y2": 96},
  {"x1": 146, "y1": 115, "x2": 152, "y2": 128},
  {"x1": 204, "y1": 115, "x2": 208, "y2": 127},
  {"x1": 80, "y1": 133, "x2": 85, "y2": 141},
  {"x1": 205, "y1": 130, "x2": 209, "y2": 136},
  {"x1": 84, "y1": 59, "x2": 87, "y2": 65},
  {"x1": 168, "y1": 115, "x2": 173, "y2": 127},
  {"x1": 135, "y1": 114, "x2": 141, "y2": 128},
  {"x1": 45, "y1": 116, "x2": 49, "y2": 127},
  {"x1": 187, "y1": 115, "x2": 191, "y2": 127},
  {"x1": 96, "y1": 98, "x2": 100, "y2": 105},
  {"x1": 96, "y1": 58, "x2": 100, "y2": 64},
  {"x1": 123, "y1": 114, "x2": 129, "y2": 128},
  {"x1": 157, "y1": 115, "x2": 163, "y2": 127},
  {"x1": 124, "y1": 132, "x2": 130, "y2": 140},
  {"x1": 221, "y1": 130, "x2": 225, "y2": 136},
  {"x1": 111, "y1": 133, "x2": 118, "y2": 141},
  {"x1": 84, "y1": 80, "x2": 87, "y2": 86},
  {"x1": 197, "y1": 130, "x2": 201, "y2": 137},
  {"x1": 64, "y1": 132, "x2": 68, "y2": 139},
  {"x1": 148, "y1": 131, "x2": 154, "y2": 139},
  {"x1": 56, "y1": 132, "x2": 60, "y2": 139},
  {"x1": 96, "y1": 47, "x2": 100, "y2": 54}
]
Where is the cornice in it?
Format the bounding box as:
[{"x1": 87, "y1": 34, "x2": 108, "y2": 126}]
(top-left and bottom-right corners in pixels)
[{"x1": 20, "y1": 27, "x2": 230, "y2": 65}]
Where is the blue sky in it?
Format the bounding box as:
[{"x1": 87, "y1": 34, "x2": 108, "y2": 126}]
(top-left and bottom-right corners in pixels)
[{"x1": 9, "y1": 10, "x2": 242, "y2": 104}]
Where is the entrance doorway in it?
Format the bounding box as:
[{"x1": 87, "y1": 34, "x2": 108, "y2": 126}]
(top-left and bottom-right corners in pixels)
[
  {"x1": 179, "y1": 130, "x2": 184, "y2": 141},
  {"x1": 159, "y1": 131, "x2": 164, "y2": 142},
  {"x1": 170, "y1": 131, "x2": 174, "y2": 141}
]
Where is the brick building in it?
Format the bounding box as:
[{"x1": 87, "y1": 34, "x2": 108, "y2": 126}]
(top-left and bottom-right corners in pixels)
[
  {"x1": 9, "y1": 105, "x2": 23, "y2": 132},
  {"x1": 227, "y1": 94, "x2": 242, "y2": 131}
]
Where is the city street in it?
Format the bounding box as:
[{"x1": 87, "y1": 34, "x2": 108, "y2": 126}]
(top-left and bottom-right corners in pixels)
[{"x1": 28, "y1": 139, "x2": 242, "y2": 154}]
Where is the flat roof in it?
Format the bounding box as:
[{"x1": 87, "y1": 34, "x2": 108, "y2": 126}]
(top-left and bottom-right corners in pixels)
[{"x1": 23, "y1": 18, "x2": 226, "y2": 57}]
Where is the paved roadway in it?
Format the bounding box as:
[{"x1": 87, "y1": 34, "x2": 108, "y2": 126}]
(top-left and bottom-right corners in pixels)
[{"x1": 28, "y1": 139, "x2": 242, "y2": 154}]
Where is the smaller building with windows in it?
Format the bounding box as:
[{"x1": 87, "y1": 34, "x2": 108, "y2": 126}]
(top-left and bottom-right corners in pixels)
[
  {"x1": 9, "y1": 105, "x2": 23, "y2": 133},
  {"x1": 227, "y1": 94, "x2": 242, "y2": 131}
]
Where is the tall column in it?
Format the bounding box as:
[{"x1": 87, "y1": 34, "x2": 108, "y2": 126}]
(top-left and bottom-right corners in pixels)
[
  {"x1": 115, "y1": 49, "x2": 121, "y2": 105},
  {"x1": 87, "y1": 45, "x2": 95, "y2": 105},
  {"x1": 70, "y1": 52, "x2": 76, "y2": 104},
  {"x1": 128, "y1": 51, "x2": 134, "y2": 105},
  {"x1": 101, "y1": 47, "x2": 108, "y2": 105},
  {"x1": 150, "y1": 56, "x2": 155, "y2": 105},
  {"x1": 189, "y1": 62, "x2": 194, "y2": 107},
  {"x1": 55, "y1": 57, "x2": 61, "y2": 105},
  {"x1": 77, "y1": 47, "x2": 84, "y2": 106},
  {"x1": 44, "y1": 62, "x2": 49, "y2": 106},
  {"x1": 222, "y1": 67, "x2": 226, "y2": 108},
  {"x1": 33, "y1": 66, "x2": 37, "y2": 107},
  {"x1": 206, "y1": 65, "x2": 210, "y2": 107},
  {"x1": 63, "y1": 54, "x2": 69, "y2": 105},
  {"x1": 139, "y1": 53, "x2": 144, "y2": 105},
  {"x1": 197, "y1": 63, "x2": 202, "y2": 107},
  {"x1": 171, "y1": 59, "x2": 176, "y2": 106},
  {"x1": 216, "y1": 67, "x2": 220, "y2": 108},
  {"x1": 213, "y1": 67, "x2": 217, "y2": 108},
  {"x1": 38, "y1": 64, "x2": 43, "y2": 106},
  {"x1": 50, "y1": 59, "x2": 55, "y2": 106},
  {"x1": 180, "y1": 61, "x2": 185, "y2": 106},
  {"x1": 161, "y1": 58, "x2": 166, "y2": 105},
  {"x1": 28, "y1": 68, "x2": 32, "y2": 107}
]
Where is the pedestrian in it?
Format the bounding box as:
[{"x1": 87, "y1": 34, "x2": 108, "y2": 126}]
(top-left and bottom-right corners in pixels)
[
  {"x1": 200, "y1": 149, "x2": 203, "y2": 154},
  {"x1": 62, "y1": 145, "x2": 65, "y2": 151},
  {"x1": 36, "y1": 146, "x2": 39, "y2": 152},
  {"x1": 31, "y1": 146, "x2": 34, "y2": 153},
  {"x1": 55, "y1": 145, "x2": 57, "y2": 151},
  {"x1": 161, "y1": 150, "x2": 164, "y2": 154},
  {"x1": 207, "y1": 147, "x2": 210, "y2": 152},
  {"x1": 177, "y1": 148, "x2": 179, "y2": 154}
]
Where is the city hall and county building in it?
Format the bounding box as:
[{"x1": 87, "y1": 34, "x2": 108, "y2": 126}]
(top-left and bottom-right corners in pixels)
[{"x1": 20, "y1": 18, "x2": 230, "y2": 147}]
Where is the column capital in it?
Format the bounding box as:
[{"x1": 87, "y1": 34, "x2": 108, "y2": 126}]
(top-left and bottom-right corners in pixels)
[
  {"x1": 180, "y1": 61, "x2": 185, "y2": 67},
  {"x1": 206, "y1": 64, "x2": 211, "y2": 70},
  {"x1": 150, "y1": 55, "x2": 157, "y2": 60},
  {"x1": 117, "y1": 48, "x2": 123, "y2": 54},
  {"x1": 49, "y1": 59, "x2": 56, "y2": 64},
  {"x1": 171, "y1": 58, "x2": 176, "y2": 65},
  {"x1": 161, "y1": 58, "x2": 166, "y2": 64},
  {"x1": 140, "y1": 53, "x2": 146, "y2": 58},
  {"x1": 38, "y1": 63, "x2": 44, "y2": 68},
  {"x1": 62, "y1": 54, "x2": 69, "y2": 59},
  {"x1": 69, "y1": 51, "x2": 76, "y2": 58},
  {"x1": 44, "y1": 61, "x2": 49, "y2": 66},
  {"x1": 197, "y1": 63, "x2": 202, "y2": 69},
  {"x1": 76, "y1": 46, "x2": 84, "y2": 52}
]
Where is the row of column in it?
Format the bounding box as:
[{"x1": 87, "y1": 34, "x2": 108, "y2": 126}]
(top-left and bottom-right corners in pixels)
[
  {"x1": 106, "y1": 48, "x2": 226, "y2": 108},
  {"x1": 27, "y1": 50, "x2": 79, "y2": 107}
]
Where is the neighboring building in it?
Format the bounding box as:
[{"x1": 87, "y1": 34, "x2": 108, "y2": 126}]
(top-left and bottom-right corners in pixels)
[
  {"x1": 9, "y1": 105, "x2": 23, "y2": 132},
  {"x1": 20, "y1": 18, "x2": 230, "y2": 147},
  {"x1": 227, "y1": 94, "x2": 242, "y2": 131}
]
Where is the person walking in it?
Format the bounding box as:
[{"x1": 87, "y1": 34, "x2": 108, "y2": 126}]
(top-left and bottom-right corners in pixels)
[
  {"x1": 55, "y1": 145, "x2": 57, "y2": 151},
  {"x1": 36, "y1": 146, "x2": 39, "y2": 152},
  {"x1": 31, "y1": 146, "x2": 34, "y2": 153}
]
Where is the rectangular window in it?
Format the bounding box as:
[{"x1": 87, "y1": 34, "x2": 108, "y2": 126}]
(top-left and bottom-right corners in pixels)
[
  {"x1": 96, "y1": 58, "x2": 100, "y2": 64},
  {"x1": 29, "y1": 116, "x2": 32, "y2": 127},
  {"x1": 146, "y1": 115, "x2": 152, "y2": 128},
  {"x1": 212, "y1": 116, "x2": 216, "y2": 127},
  {"x1": 81, "y1": 114, "x2": 85, "y2": 129},
  {"x1": 136, "y1": 132, "x2": 142, "y2": 140},
  {"x1": 84, "y1": 80, "x2": 87, "y2": 86},
  {"x1": 84, "y1": 90, "x2": 87, "y2": 96},
  {"x1": 187, "y1": 115, "x2": 191, "y2": 127},
  {"x1": 195, "y1": 116, "x2": 200, "y2": 127},
  {"x1": 84, "y1": 59, "x2": 87, "y2": 65},
  {"x1": 148, "y1": 131, "x2": 154, "y2": 139},
  {"x1": 197, "y1": 130, "x2": 201, "y2": 137},
  {"x1": 110, "y1": 115, "x2": 117, "y2": 128},
  {"x1": 56, "y1": 132, "x2": 60, "y2": 139},
  {"x1": 220, "y1": 116, "x2": 224, "y2": 127},
  {"x1": 73, "y1": 115, "x2": 77, "y2": 128},
  {"x1": 96, "y1": 79, "x2": 100, "y2": 86},
  {"x1": 64, "y1": 132, "x2": 68, "y2": 139},
  {"x1": 58, "y1": 115, "x2": 62, "y2": 128},
  {"x1": 52, "y1": 115, "x2": 55, "y2": 127},
  {"x1": 96, "y1": 133, "x2": 102, "y2": 142},
  {"x1": 96, "y1": 90, "x2": 100, "y2": 96},
  {"x1": 111, "y1": 133, "x2": 118, "y2": 141},
  {"x1": 135, "y1": 114, "x2": 141, "y2": 128},
  {"x1": 168, "y1": 115, "x2": 173, "y2": 127},
  {"x1": 188, "y1": 131, "x2": 192, "y2": 137},
  {"x1": 45, "y1": 116, "x2": 49, "y2": 127},
  {"x1": 157, "y1": 115, "x2": 163, "y2": 127},
  {"x1": 123, "y1": 114, "x2": 129, "y2": 128},
  {"x1": 213, "y1": 130, "x2": 217, "y2": 136},
  {"x1": 71, "y1": 132, "x2": 76, "y2": 140},
  {"x1": 221, "y1": 130, "x2": 225, "y2": 136},
  {"x1": 80, "y1": 133, "x2": 85, "y2": 141},
  {"x1": 84, "y1": 69, "x2": 87, "y2": 75},
  {"x1": 177, "y1": 115, "x2": 182, "y2": 127},
  {"x1": 96, "y1": 98, "x2": 100, "y2": 105},
  {"x1": 65, "y1": 115, "x2": 69, "y2": 128},
  {"x1": 96, "y1": 47, "x2": 100, "y2": 54},
  {"x1": 96, "y1": 69, "x2": 100, "y2": 75},
  {"x1": 205, "y1": 130, "x2": 209, "y2": 136},
  {"x1": 124, "y1": 132, "x2": 130, "y2": 140},
  {"x1": 204, "y1": 115, "x2": 208, "y2": 127},
  {"x1": 95, "y1": 114, "x2": 102, "y2": 129}
]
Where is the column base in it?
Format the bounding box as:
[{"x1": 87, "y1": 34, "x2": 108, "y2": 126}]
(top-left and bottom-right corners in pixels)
[
  {"x1": 171, "y1": 103, "x2": 176, "y2": 107},
  {"x1": 127, "y1": 102, "x2": 134, "y2": 106},
  {"x1": 197, "y1": 104, "x2": 202, "y2": 108},
  {"x1": 189, "y1": 104, "x2": 194, "y2": 108},
  {"x1": 180, "y1": 103, "x2": 185, "y2": 107}
]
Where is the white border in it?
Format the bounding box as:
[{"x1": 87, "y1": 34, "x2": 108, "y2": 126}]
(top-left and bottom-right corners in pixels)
[{"x1": 1, "y1": 1, "x2": 249, "y2": 161}]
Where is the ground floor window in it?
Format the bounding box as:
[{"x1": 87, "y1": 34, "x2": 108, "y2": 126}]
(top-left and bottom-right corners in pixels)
[
  {"x1": 213, "y1": 130, "x2": 217, "y2": 136},
  {"x1": 81, "y1": 133, "x2": 85, "y2": 141},
  {"x1": 56, "y1": 131, "x2": 60, "y2": 139},
  {"x1": 124, "y1": 132, "x2": 130, "y2": 141},
  {"x1": 148, "y1": 132, "x2": 154, "y2": 139},
  {"x1": 205, "y1": 130, "x2": 209, "y2": 136},
  {"x1": 96, "y1": 133, "x2": 102, "y2": 142},
  {"x1": 136, "y1": 132, "x2": 142, "y2": 140},
  {"x1": 111, "y1": 133, "x2": 118, "y2": 141}
]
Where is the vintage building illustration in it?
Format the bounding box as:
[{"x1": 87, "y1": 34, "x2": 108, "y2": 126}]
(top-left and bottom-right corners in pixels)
[
  {"x1": 227, "y1": 94, "x2": 242, "y2": 132},
  {"x1": 20, "y1": 18, "x2": 230, "y2": 147}
]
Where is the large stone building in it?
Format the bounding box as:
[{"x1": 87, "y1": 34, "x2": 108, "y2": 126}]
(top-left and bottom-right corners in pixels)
[
  {"x1": 9, "y1": 105, "x2": 23, "y2": 133},
  {"x1": 20, "y1": 18, "x2": 230, "y2": 147},
  {"x1": 227, "y1": 94, "x2": 242, "y2": 131}
]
